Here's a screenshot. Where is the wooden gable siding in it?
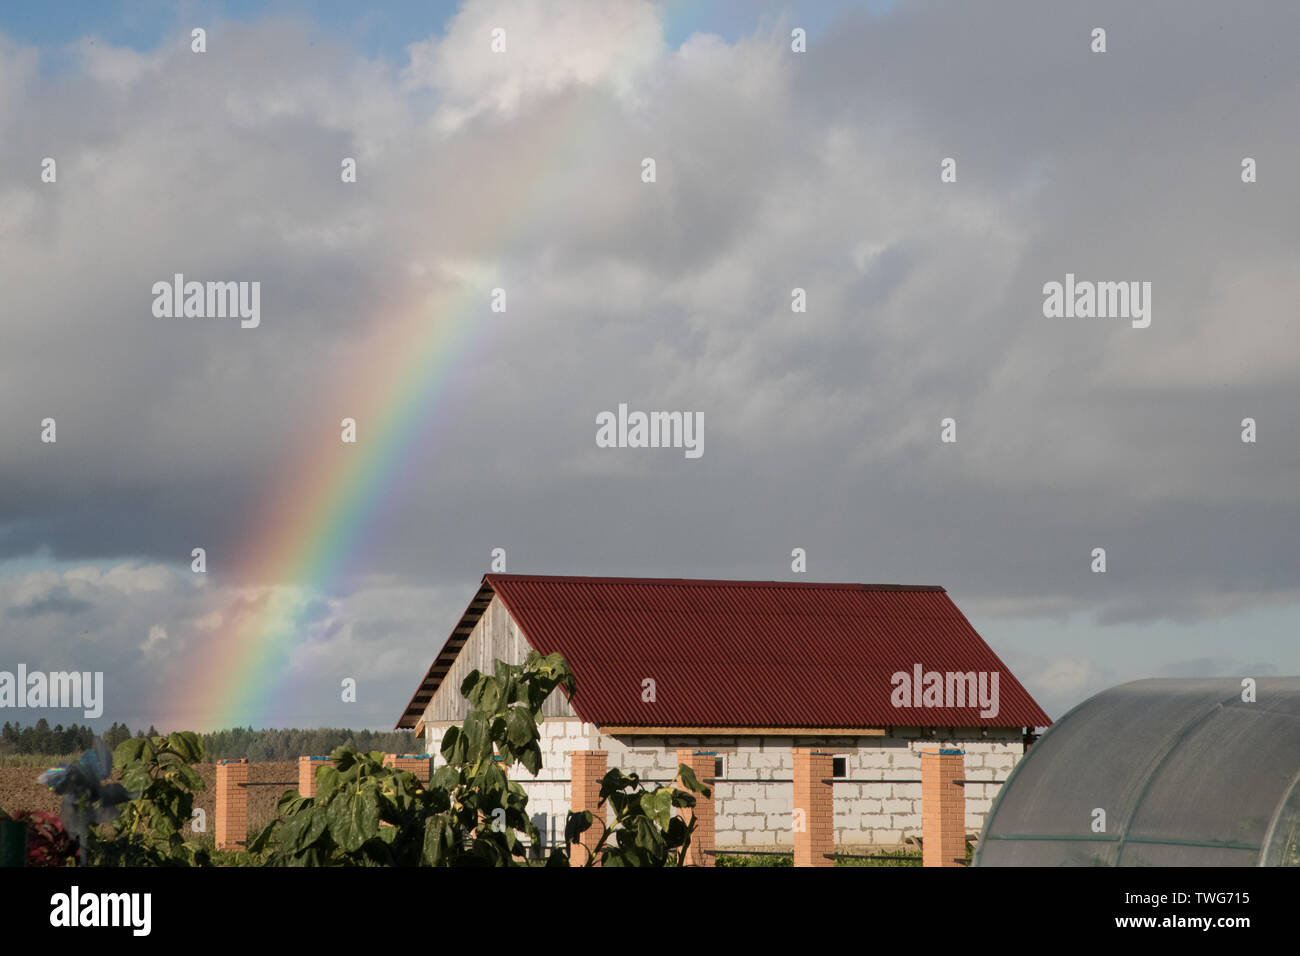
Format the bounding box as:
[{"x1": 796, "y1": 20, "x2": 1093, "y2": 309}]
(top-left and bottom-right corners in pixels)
[{"x1": 421, "y1": 592, "x2": 577, "y2": 724}]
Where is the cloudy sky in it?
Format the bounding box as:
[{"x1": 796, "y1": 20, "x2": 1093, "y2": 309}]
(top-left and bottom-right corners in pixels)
[{"x1": 1, "y1": 0, "x2": 1297, "y2": 733}]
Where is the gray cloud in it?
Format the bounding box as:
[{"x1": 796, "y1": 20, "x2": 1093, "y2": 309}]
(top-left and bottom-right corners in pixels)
[
  {"x1": 1, "y1": 1, "x2": 1298, "y2": 727},
  {"x1": 5, "y1": 585, "x2": 92, "y2": 619}
]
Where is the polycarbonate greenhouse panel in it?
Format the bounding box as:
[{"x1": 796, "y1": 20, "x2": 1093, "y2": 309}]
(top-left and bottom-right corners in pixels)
[{"x1": 974, "y1": 678, "x2": 1300, "y2": 867}]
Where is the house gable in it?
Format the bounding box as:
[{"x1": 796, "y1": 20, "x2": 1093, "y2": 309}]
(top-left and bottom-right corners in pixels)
[{"x1": 411, "y1": 591, "x2": 577, "y2": 729}]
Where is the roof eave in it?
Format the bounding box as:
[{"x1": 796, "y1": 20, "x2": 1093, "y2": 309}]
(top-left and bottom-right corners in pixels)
[{"x1": 394, "y1": 577, "x2": 496, "y2": 729}]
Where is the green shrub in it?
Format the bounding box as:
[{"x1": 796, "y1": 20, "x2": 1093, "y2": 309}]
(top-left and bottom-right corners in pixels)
[
  {"x1": 90, "y1": 732, "x2": 210, "y2": 866},
  {"x1": 252, "y1": 651, "x2": 710, "y2": 867}
]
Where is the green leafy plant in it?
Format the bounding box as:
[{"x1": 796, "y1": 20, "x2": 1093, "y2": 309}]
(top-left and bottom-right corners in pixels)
[
  {"x1": 560, "y1": 765, "x2": 711, "y2": 867},
  {"x1": 253, "y1": 651, "x2": 710, "y2": 867},
  {"x1": 252, "y1": 651, "x2": 575, "y2": 866},
  {"x1": 251, "y1": 747, "x2": 431, "y2": 866},
  {"x1": 89, "y1": 732, "x2": 210, "y2": 866}
]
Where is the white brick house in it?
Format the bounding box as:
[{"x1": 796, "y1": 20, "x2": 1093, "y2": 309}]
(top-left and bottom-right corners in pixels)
[{"x1": 397, "y1": 574, "x2": 1050, "y2": 852}]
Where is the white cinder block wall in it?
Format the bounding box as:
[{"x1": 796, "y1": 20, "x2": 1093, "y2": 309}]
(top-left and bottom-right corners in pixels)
[{"x1": 425, "y1": 719, "x2": 1024, "y2": 851}]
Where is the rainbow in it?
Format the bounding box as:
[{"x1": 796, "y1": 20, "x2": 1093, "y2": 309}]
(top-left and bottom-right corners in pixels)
[{"x1": 167, "y1": 87, "x2": 600, "y2": 731}]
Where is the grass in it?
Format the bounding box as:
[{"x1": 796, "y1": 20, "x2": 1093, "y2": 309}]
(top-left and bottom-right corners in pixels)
[
  {"x1": 0, "y1": 753, "x2": 83, "y2": 769},
  {"x1": 716, "y1": 850, "x2": 922, "y2": 866},
  {"x1": 835, "y1": 848, "x2": 924, "y2": 867},
  {"x1": 715, "y1": 843, "x2": 974, "y2": 866},
  {"x1": 717, "y1": 853, "x2": 794, "y2": 867},
  {"x1": 181, "y1": 833, "x2": 269, "y2": 867},
  {"x1": 207, "y1": 838, "x2": 933, "y2": 868}
]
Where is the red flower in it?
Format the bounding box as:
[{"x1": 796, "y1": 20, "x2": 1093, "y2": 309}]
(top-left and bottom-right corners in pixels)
[{"x1": 12, "y1": 810, "x2": 80, "y2": 867}]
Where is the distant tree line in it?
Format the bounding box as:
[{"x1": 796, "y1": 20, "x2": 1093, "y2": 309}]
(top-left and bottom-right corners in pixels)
[
  {"x1": 201, "y1": 727, "x2": 420, "y2": 761},
  {"x1": 1, "y1": 719, "x2": 101, "y2": 756},
  {"x1": 1, "y1": 720, "x2": 419, "y2": 761}
]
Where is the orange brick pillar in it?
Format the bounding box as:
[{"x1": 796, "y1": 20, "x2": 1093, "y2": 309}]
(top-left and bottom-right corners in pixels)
[
  {"x1": 922, "y1": 749, "x2": 967, "y2": 867},
  {"x1": 792, "y1": 748, "x2": 834, "y2": 867},
  {"x1": 299, "y1": 755, "x2": 328, "y2": 797},
  {"x1": 215, "y1": 758, "x2": 248, "y2": 851},
  {"x1": 569, "y1": 750, "x2": 607, "y2": 867},
  {"x1": 383, "y1": 753, "x2": 432, "y2": 783},
  {"x1": 675, "y1": 749, "x2": 716, "y2": 866}
]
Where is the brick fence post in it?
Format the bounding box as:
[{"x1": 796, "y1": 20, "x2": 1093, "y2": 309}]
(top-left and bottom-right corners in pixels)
[
  {"x1": 569, "y1": 750, "x2": 607, "y2": 867},
  {"x1": 921, "y1": 749, "x2": 967, "y2": 867},
  {"x1": 383, "y1": 753, "x2": 432, "y2": 784},
  {"x1": 298, "y1": 755, "x2": 329, "y2": 797},
  {"x1": 215, "y1": 758, "x2": 248, "y2": 851},
  {"x1": 675, "y1": 749, "x2": 716, "y2": 866},
  {"x1": 792, "y1": 747, "x2": 834, "y2": 867}
]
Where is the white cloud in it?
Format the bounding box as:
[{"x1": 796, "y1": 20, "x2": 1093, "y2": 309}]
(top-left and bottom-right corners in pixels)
[
  {"x1": 65, "y1": 564, "x2": 175, "y2": 595},
  {"x1": 141, "y1": 623, "x2": 169, "y2": 656},
  {"x1": 403, "y1": 0, "x2": 664, "y2": 129},
  {"x1": 77, "y1": 37, "x2": 162, "y2": 89}
]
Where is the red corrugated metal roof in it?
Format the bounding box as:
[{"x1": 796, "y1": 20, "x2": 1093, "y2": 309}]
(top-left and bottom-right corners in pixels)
[{"x1": 397, "y1": 574, "x2": 1049, "y2": 730}]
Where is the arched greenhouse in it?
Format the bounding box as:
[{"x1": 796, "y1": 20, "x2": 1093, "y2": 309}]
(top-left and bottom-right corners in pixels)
[{"x1": 974, "y1": 678, "x2": 1300, "y2": 866}]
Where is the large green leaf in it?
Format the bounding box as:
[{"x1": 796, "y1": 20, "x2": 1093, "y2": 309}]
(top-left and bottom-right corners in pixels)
[
  {"x1": 599, "y1": 767, "x2": 636, "y2": 800},
  {"x1": 460, "y1": 669, "x2": 484, "y2": 698},
  {"x1": 248, "y1": 819, "x2": 278, "y2": 854},
  {"x1": 167, "y1": 732, "x2": 203, "y2": 764},
  {"x1": 631, "y1": 816, "x2": 666, "y2": 862},
  {"x1": 505, "y1": 705, "x2": 535, "y2": 749},
  {"x1": 121, "y1": 764, "x2": 152, "y2": 799},
  {"x1": 664, "y1": 815, "x2": 690, "y2": 851},
  {"x1": 640, "y1": 788, "x2": 674, "y2": 830},
  {"x1": 669, "y1": 790, "x2": 697, "y2": 809},
  {"x1": 676, "y1": 763, "x2": 712, "y2": 798},
  {"x1": 565, "y1": 810, "x2": 593, "y2": 844},
  {"x1": 431, "y1": 765, "x2": 460, "y2": 792},
  {"x1": 314, "y1": 766, "x2": 340, "y2": 801},
  {"x1": 461, "y1": 712, "x2": 491, "y2": 764},
  {"x1": 439, "y1": 726, "x2": 462, "y2": 764},
  {"x1": 475, "y1": 679, "x2": 501, "y2": 715},
  {"x1": 475, "y1": 758, "x2": 508, "y2": 797},
  {"x1": 421, "y1": 816, "x2": 460, "y2": 867},
  {"x1": 114, "y1": 737, "x2": 146, "y2": 767},
  {"x1": 282, "y1": 805, "x2": 328, "y2": 852},
  {"x1": 174, "y1": 764, "x2": 204, "y2": 792},
  {"x1": 278, "y1": 790, "x2": 310, "y2": 815},
  {"x1": 326, "y1": 785, "x2": 380, "y2": 853}
]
